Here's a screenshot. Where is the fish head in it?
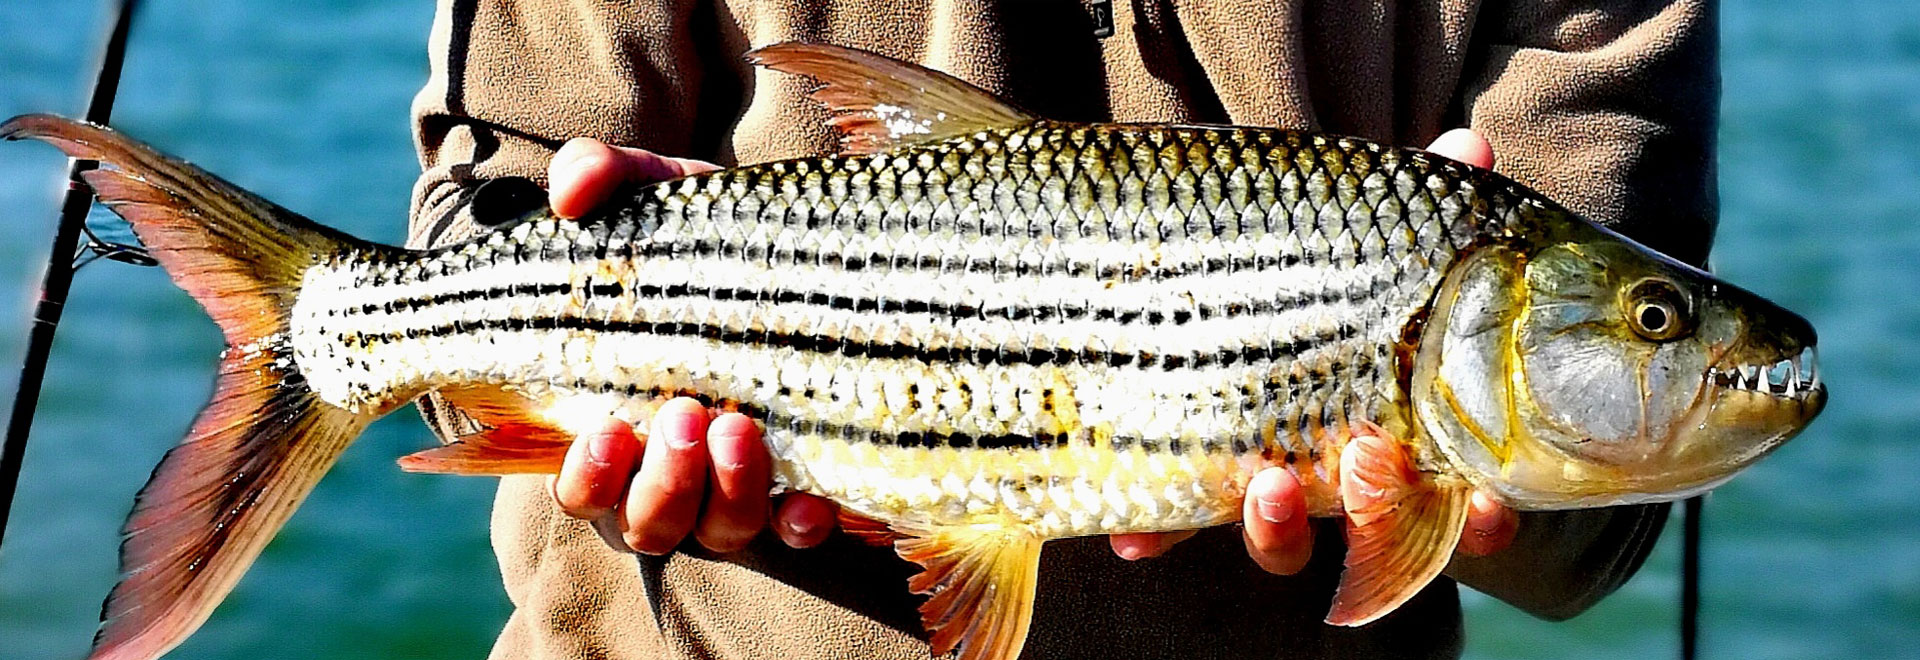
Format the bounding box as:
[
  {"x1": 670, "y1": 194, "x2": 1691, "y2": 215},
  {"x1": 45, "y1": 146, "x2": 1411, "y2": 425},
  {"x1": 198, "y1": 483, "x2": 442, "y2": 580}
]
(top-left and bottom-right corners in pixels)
[{"x1": 1410, "y1": 218, "x2": 1825, "y2": 509}]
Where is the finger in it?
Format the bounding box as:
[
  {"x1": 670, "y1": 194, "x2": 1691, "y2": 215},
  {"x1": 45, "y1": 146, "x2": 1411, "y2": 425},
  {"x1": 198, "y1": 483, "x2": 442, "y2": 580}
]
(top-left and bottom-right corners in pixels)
[
  {"x1": 621, "y1": 398, "x2": 712, "y2": 555},
  {"x1": 773, "y1": 493, "x2": 838, "y2": 549},
  {"x1": 1457, "y1": 490, "x2": 1520, "y2": 557},
  {"x1": 548, "y1": 138, "x2": 630, "y2": 219},
  {"x1": 1425, "y1": 128, "x2": 1495, "y2": 169},
  {"x1": 1242, "y1": 467, "x2": 1314, "y2": 575},
  {"x1": 610, "y1": 144, "x2": 722, "y2": 180},
  {"x1": 549, "y1": 417, "x2": 642, "y2": 520},
  {"x1": 589, "y1": 513, "x2": 635, "y2": 554},
  {"x1": 548, "y1": 139, "x2": 721, "y2": 219},
  {"x1": 693, "y1": 413, "x2": 771, "y2": 553},
  {"x1": 1109, "y1": 530, "x2": 1199, "y2": 561}
]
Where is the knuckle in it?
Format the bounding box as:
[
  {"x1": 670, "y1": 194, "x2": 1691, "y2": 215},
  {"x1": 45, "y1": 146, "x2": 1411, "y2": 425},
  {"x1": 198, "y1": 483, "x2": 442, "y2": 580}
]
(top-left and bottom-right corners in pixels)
[
  {"x1": 623, "y1": 523, "x2": 685, "y2": 555},
  {"x1": 653, "y1": 470, "x2": 706, "y2": 500},
  {"x1": 622, "y1": 530, "x2": 667, "y2": 555},
  {"x1": 696, "y1": 525, "x2": 756, "y2": 553},
  {"x1": 550, "y1": 479, "x2": 597, "y2": 518},
  {"x1": 555, "y1": 494, "x2": 597, "y2": 519}
]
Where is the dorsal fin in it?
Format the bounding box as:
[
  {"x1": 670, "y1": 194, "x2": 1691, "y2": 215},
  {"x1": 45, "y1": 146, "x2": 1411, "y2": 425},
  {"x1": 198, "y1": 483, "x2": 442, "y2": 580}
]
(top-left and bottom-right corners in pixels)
[{"x1": 746, "y1": 42, "x2": 1036, "y2": 154}]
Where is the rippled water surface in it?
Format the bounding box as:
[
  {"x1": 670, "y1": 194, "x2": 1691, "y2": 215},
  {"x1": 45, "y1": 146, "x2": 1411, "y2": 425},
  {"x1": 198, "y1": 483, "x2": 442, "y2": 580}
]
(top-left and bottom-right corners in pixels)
[{"x1": 1, "y1": 1, "x2": 1913, "y2": 658}]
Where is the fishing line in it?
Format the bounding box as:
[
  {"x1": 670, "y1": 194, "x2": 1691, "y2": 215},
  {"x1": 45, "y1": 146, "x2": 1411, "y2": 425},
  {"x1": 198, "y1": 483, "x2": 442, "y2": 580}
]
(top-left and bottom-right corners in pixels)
[
  {"x1": 72, "y1": 217, "x2": 157, "y2": 271},
  {"x1": 0, "y1": 0, "x2": 142, "y2": 552}
]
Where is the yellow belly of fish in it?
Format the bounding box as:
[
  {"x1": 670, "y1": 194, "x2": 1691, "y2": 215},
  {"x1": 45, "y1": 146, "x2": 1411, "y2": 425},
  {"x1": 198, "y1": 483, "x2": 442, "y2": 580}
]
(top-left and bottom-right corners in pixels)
[{"x1": 531, "y1": 386, "x2": 1274, "y2": 538}]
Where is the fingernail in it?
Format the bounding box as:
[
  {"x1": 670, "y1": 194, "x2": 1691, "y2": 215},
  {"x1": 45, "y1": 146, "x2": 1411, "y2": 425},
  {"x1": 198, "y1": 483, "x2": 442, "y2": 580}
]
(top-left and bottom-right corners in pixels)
[
  {"x1": 1255, "y1": 496, "x2": 1294, "y2": 525},
  {"x1": 1471, "y1": 490, "x2": 1498, "y2": 514},
  {"x1": 552, "y1": 139, "x2": 594, "y2": 169},
  {"x1": 663, "y1": 426, "x2": 699, "y2": 450},
  {"x1": 586, "y1": 420, "x2": 625, "y2": 464},
  {"x1": 710, "y1": 438, "x2": 748, "y2": 471},
  {"x1": 785, "y1": 516, "x2": 816, "y2": 537},
  {"x1": 657, "y1": 422, "x2": 699, "y2": 450},
  {"x1": 653, "y1": 401, "x2": 706, "y2": 450}
]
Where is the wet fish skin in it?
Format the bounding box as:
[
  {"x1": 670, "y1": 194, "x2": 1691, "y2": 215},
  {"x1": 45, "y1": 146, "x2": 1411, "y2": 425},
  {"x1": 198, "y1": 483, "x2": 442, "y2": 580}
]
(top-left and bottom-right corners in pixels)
[{"x1": 296, "y1": 120, "x2": 1517, "y2": 537}]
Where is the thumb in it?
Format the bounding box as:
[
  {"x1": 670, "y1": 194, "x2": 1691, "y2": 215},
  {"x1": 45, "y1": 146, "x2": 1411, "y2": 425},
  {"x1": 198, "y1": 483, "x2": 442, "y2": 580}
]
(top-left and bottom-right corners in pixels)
[
  {"x1": 1424, "y1": 128, "x2": 1494, "y2": 169},
  {"x1": 548, "y1": 138, "x2": 720, "y2": 218}
]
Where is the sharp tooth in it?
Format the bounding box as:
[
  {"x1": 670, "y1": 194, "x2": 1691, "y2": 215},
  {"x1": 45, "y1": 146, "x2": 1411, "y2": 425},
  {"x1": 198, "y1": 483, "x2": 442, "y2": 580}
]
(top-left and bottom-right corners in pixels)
[
  {"x1": 1743, "y1": 365, "x2": 1761, "y2": 390},
  {"x1": 1806, "y1": 347, "x2": 1821, "y2": 390},
  {"x1": 1784, "y1": 362, "x2": 1796, "y2": 392}
]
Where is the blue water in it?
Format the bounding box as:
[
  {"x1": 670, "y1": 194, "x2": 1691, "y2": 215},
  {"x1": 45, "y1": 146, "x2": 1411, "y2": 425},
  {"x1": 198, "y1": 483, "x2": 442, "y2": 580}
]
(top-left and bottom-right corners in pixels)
[{"x1": 1, "y1": 1, "x2": 1914, "y2": 658}]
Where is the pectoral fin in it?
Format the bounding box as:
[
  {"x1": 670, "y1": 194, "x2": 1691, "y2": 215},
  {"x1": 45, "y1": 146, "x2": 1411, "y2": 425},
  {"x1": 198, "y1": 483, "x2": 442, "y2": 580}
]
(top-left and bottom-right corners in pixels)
[
  {"x1": 893, "y1": 524, "x2": 1045, "y2": 660},
  {"x1": 1326, "y1": 429, "x2": 1472, "y2": 626}
]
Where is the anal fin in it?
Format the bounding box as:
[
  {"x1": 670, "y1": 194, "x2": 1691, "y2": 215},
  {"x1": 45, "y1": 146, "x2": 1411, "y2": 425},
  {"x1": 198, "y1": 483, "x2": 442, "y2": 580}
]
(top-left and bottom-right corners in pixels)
[
  {"x1": 1326, "y1": 427, "x2": 1472, "y2": 626},
  {"x1": 894, "y1": 523, "x2": 1045, "y2": 660},
  {"x1": 396, "y1": 426, "x2": 572, "y2": 475},
  {"x1": 837, "y1": 509, "x2": 903, "y2": 548},
  {"x1": 397, "y1": 386, "x2": 575, "y2": 475}
]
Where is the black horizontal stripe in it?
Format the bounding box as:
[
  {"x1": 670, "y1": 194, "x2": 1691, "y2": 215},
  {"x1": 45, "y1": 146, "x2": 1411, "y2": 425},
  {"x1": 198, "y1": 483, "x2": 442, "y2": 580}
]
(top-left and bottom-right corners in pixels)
[
  {"x1": 558, "y1": 381, "x2": 1074, "y2": 450},
  {"x1": 339, "y1": 269, "x2": 1398, "y2": 331},
  {"x1": 373, "y1": 202, "x2": 1415, "y2": 296},
  {"x1": 634, "y1": 233, "x2": 1317, "y2": 282},
  {"x1": 346, "y1": 282, "x2": 574, "y2": 317},
  {"x1": 352, "y1": 313, "x2": 1358, "y2": 372},
  {"x1": 775, "y1": 413, "x2": 1073, "y2": 451},
  {"x1": 561, "y1": 380, "x2": 1269, "y2": 454}
]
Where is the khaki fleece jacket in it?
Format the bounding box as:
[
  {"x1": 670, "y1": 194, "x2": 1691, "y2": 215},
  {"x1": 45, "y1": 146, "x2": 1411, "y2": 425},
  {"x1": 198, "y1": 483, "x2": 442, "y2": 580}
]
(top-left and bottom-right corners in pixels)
[{"x1": 406, "y1": 2, "x2": 1715, "y2": 658}]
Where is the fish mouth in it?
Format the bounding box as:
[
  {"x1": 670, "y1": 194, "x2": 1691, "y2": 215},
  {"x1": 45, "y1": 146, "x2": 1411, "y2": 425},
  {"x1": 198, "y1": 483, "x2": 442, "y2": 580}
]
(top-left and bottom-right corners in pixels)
[
  {"x1": 1686, "y1": 343, "x2": 1825, "y2": 473},
  {"x1": 1706, "y1": 345, "x2": 1823, "y2": 402}
]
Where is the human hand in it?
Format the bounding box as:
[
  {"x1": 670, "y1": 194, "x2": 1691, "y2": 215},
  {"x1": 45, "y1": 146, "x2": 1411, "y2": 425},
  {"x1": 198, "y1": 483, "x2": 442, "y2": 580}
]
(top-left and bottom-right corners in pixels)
[
  {"x1": 1109, "y1": 128, "x2": 1519, "y2": 571},
  {"x1": 543, "y1": 139, "x2": 839, "y2": 554}
]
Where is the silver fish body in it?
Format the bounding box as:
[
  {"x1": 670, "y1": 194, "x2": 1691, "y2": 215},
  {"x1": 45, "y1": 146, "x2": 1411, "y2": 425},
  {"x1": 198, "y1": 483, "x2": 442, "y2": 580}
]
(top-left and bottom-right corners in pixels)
[{"x1": 292, "y1": 121, "x2": 1526, "y2": 535}]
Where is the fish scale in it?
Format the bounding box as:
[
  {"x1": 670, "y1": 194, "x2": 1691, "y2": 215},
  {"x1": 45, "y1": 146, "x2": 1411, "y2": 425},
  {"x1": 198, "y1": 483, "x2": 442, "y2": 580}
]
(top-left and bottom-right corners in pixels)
[{"x1": 289, "y1": 120, "x2": 1521, "y2": 536}]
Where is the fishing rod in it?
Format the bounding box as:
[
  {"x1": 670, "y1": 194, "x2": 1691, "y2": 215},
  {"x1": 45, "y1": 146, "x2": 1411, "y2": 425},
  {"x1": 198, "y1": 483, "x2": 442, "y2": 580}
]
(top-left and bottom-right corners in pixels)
[{"x1": 0, "y1": 0, "x2": 144, "y2": 552}]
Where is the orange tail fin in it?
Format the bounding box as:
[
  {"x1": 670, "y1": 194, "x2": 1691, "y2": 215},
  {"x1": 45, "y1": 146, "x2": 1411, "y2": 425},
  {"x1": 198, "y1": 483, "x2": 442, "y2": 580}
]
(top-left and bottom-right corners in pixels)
[{"x1": 3, "y1": 114, "x2": 378, "y2": 660}]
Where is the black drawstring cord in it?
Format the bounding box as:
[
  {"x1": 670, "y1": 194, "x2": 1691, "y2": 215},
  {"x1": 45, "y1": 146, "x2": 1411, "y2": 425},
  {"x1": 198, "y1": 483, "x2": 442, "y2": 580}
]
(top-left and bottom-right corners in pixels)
[
  {"x1": 1682, "y1": 496, "x2": 1703, "y2": 660},
  {"x1": 0, "y1": 0, "x2": 142, "y2": 552}
]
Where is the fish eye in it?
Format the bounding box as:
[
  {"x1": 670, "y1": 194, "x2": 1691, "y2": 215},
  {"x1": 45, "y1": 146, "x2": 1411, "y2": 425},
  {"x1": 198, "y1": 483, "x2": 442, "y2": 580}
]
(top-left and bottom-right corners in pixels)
[{"x1": 1625, "y1": 278, "x2": 1692, "y2": 341}]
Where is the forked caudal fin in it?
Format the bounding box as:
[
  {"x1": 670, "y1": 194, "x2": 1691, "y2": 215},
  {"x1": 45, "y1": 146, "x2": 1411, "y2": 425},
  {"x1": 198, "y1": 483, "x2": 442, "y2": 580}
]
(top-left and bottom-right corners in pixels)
[{"x1": 2, "y1": 114, "x2": 377, "y2": 660}]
